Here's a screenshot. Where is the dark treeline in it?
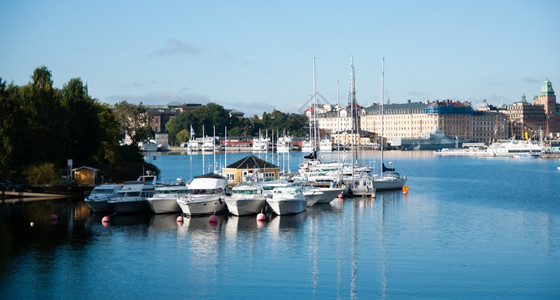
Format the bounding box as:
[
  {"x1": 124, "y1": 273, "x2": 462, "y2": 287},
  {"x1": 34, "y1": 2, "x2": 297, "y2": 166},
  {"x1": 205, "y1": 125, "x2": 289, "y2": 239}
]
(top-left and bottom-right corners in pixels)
[
  {"x1": 166, "y1": 104, "x2": 307, "y2": 145},
  {"x1": 0, "y1": 67, "x2": 308, "y2": 184},
  {"x1": 0, "y1": 67, "x2": 153, "y2": 184}
]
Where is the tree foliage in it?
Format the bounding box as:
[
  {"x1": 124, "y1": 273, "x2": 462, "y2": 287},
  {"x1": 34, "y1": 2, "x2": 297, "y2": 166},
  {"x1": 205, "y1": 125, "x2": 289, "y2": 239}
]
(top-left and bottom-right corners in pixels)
[
  {"x1": 165, "y1": 105, "x2": 308, "y2": 143},
  {"x1": 113, "y1": 100, "x2": 151, "y2": 145},
  {"x1": 0, "y1": 67, "x2": 148, "y2": 183}
]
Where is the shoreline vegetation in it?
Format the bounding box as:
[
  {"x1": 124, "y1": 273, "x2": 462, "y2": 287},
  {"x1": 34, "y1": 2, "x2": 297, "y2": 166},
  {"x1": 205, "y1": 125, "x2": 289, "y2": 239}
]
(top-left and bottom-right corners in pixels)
[{"x1": 0, "y1": 67, "x2": 306, "y2": 189}]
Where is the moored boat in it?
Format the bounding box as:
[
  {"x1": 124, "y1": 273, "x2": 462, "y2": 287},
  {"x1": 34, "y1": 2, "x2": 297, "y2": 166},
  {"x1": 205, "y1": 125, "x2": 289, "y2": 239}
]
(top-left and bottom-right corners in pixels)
[
  {"x1": 224, "y1": 184, "x2": 267, "y2": 216},
  {"x1": 176, "y1": 173, "x2": 228, "y2": 216},
  {"x1": 147, "y1": 182, "x2": 188, "y2": 214},
  {"x1": 85, "y1": 184, "x2": 122, "y2": 213},
  {"x1": 267, "y1": 186, "x2": 306, "y2": 215},
  {"x1": 108, "y1": 173, "x2": 157, "y2": 214}
]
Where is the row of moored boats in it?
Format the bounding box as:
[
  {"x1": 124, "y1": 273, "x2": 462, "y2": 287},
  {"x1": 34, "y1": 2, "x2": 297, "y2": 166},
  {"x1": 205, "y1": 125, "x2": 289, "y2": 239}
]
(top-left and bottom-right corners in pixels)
[{"x1": 85, "y1": 157, "x2": 407, "y2": 217}]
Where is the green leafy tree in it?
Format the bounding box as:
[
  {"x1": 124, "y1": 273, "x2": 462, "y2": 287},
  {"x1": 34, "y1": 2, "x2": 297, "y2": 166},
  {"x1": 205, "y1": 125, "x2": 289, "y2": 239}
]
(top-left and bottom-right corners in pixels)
[
  {"x1": 176, "y1": 129, "x2": 190, "y2": 144},
  {"x1": 61, "y1": 78, "x2": 103, "y2": 166},
  {"x1": 113, "y1": 100, "x2": 151, "y2": 145}
]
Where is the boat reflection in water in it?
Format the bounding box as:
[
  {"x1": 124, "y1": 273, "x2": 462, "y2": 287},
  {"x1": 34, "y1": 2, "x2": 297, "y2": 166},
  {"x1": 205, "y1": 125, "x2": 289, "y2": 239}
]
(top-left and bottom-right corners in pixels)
[
  {"x1": 267, "y1": 212, "x2": 306, "y2": 241},
  {"x1": 149, "y1": 214, "x2": 182, "y2": 231}
]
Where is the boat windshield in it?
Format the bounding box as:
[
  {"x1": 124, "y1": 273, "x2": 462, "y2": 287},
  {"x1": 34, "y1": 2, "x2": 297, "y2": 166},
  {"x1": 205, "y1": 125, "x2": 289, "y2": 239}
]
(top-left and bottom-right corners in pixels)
[
  {"x1": 234, "y1": 189, "x2": 257, "y2": 195},
  {"x1": 91, "y1": 188, "x2": 114, "y2": 195},
  {"x1": 190, "y1": 188, "x2": 223, "y2": 195}
]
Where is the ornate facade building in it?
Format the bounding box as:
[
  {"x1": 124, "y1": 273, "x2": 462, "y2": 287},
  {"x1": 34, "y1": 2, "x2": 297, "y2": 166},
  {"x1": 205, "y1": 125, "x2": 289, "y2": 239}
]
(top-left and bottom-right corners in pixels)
[
  {"x1": 533, "y1": 79, "x2": 558, "y2": 135},
  {"x1": 503, "y1": 94, "x2": 546, "y2": 140}
]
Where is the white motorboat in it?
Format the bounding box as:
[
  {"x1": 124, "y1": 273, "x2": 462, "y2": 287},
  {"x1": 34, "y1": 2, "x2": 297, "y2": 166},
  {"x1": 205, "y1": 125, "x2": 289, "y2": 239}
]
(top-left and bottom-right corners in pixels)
[
  {"x1": 224, "y1": 184, "x2": 267, "y2": 216},
  {"x1": 479, "y1": 139, "x2": 542, "y2": 157},
  {"x1": 303, "y1": 186, "x2": 344, "y2": 206},
  {"x1": 139, "y1": 140, "x2": 158, "y2": 152},
  {"x1": 276, "y1": 135, "x2": 292, "y2": 153},
  {"x1": 252, "y1": 137, "x2": 270, "y2": 152},
  {"x1": 256, "y1": 180, "x2": 293, "y2": 198},
  {"x1": 319, "y1": 138, "x2": 333, "y2": 152},
  {"x1": 85, "y1": 184, "x2": 121, "y2": 213},
  {"x1": 108, "y1": 173, "x2": 157, "y2": 214},
  {"x1": 267, "y1": 186, "x2": 306, "y2": 215},
  {"x1": 302, "y1": 187, "x2": 324, "y2": 206},
  {"x1": 301, "y1": 140, "x2": 314, "y2": 154},
  {"x1": 147, "y1": 183, "x2": 188, "y2": 214},
  {"x1": 349, "y1": 174, "x2": 376, "y2": 197},
  {"x1": 176, "y1": 173, "x2": 228, "y2": 216}
]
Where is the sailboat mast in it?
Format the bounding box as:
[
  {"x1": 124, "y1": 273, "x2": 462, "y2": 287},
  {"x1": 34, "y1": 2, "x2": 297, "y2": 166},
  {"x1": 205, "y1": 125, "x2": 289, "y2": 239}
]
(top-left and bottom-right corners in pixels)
[
  {"x1": 381, "y1": 58, "x2": 385, "y2": 175},
  {"x1": 313, "y1": 57, "x2": 318, "y2": 154}
]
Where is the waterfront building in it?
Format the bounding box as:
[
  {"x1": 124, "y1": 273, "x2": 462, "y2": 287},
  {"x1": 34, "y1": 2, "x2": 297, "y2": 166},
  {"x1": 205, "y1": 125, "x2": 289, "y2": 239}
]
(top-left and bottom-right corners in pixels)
[
  {"x1": 331, "y1": 129, "x2": 377, "y2": 147},
  {"x1": 360, "y1": 101, "x2": 437, "y2": 141},
  {"x1": 148, "y1": 107, "x2": 179, "y2": 134},
  {"x1": 504, "y1": 94, "x2": 546, "y2": 140},
  {"x1": 221, "y1": 155, "x2": 279, "y2": 186},
  {"x1": 533, "y1": 79, "x2": 559, "y2": 135}
]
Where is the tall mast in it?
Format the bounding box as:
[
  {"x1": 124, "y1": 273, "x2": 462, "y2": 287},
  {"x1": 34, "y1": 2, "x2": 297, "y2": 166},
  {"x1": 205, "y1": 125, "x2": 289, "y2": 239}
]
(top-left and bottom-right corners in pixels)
[
  {"x1": 349, "y1": 56, "x2": 358, "y2": 163},
  {"x1": 313, "y1": 57, "x2": 318, "y2": 154},
  {"x1": 381, "y1": 58, "x2": 385, "y2": 175}
]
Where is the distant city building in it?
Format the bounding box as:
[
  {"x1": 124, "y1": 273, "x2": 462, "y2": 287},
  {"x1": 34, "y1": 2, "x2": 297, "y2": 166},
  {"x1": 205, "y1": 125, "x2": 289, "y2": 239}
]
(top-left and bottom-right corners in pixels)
[
  {"x1": 504, "y1": 94, "x2": 546, "y2": 139},
  {"x1": 533, "y1": 79, "x2": 558, "y2": 135}
]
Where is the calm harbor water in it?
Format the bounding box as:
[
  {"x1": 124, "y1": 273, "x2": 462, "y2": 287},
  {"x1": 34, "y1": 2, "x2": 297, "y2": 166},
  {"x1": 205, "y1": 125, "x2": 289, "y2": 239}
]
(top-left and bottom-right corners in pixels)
[{"x1": 1, "y1": 151, "x2": 559, "y2": 299}]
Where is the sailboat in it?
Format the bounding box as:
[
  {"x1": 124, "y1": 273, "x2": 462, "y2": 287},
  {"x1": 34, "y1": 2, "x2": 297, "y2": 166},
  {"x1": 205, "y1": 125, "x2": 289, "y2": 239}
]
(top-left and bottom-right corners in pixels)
[{"x1": 373, "y1": 58, "x2": 407, "y2": 191}]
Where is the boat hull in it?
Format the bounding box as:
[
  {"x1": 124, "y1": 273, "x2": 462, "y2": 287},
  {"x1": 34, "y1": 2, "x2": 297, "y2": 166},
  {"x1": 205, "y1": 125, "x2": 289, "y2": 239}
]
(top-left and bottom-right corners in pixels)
[
  {"x1": 177, "y1": 196, "x2": 227, "y2": 216},
  {"x1": 85, "y1": 199, "x2": 112, "y2": 213},
  {"x1": 147, "y1": 198, "x2": 182, "y2": 214},
  {"x1": 224, "y1": 198, "x2": 267, "y2": 216},
  {"x1": 372, "y1": 178, "x2": 407, "y2": 191},
  {"x1": 109, "y1": 197, "x2": 152, "y2": 214},
  {"x1": 267, "y1": 198, "x2": 306, "y2": 215},
  {"x1": 314, "y1": 187, "x2": 344, "y2": 204}
]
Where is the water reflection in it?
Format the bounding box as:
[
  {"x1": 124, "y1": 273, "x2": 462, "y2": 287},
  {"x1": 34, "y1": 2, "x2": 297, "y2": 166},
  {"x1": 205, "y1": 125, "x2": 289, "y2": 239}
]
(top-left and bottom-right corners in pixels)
[{"x1": 149, "y1": 214, "x2": 181, "y2": 230}]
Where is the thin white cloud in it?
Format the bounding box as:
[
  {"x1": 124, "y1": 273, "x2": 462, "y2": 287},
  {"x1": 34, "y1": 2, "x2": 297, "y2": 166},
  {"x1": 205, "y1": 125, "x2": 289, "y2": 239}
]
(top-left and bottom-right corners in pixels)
[{"x1": 150, "y1": 39, "x2": 202, "y2": 56}]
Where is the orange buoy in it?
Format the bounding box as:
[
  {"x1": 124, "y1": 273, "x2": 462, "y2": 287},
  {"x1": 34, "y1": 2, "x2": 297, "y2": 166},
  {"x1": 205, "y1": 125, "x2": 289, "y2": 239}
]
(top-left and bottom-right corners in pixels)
[{"x1": 402, "y1": 185, "x2": 409, "y2": 195}]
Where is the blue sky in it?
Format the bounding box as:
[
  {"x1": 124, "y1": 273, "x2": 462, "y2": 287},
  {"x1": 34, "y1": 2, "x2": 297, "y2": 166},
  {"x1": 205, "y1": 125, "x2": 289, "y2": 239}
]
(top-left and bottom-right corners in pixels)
[{"x1": 1, "y1": 0, "x2": 559, "y2": 116}]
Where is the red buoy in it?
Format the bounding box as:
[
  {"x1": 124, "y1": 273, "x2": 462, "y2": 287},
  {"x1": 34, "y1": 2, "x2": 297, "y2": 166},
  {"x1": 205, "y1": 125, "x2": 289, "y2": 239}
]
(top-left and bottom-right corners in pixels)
[
  {"x1": 337, "y1": 193, "x2": 343, "y2": 198},
  {"x1": 209, "y1": 214, "x2": 218, "y2": 224},
  {"x1": 102, "y1": 216, "x2": 110, "y2": 223},
  {"x1": 256, "y1": 213, "x2": 266, "y2": 221},
  {"x1": 176, "y1": 215, "x2": 184, "y2": 223}
]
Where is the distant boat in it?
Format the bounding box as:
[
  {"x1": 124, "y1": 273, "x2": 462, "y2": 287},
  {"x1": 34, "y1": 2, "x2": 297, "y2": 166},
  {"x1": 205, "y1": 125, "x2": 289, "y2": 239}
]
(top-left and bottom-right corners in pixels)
[
  {"x1": 479, "y1": 139, "x2": 542, "y2": 157},
  {"x1": 277, "y1": 135, "x2": 292, "y2": 153},
  {"x1": 139, "y1": 140, "x2": 158, "y2": 152},
  {"x1": 319, "y1": 138, "x2": 333, "y2": 152},
  {"x1": 390, "y1": 126, "x2": 470, "y2": 151}
]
